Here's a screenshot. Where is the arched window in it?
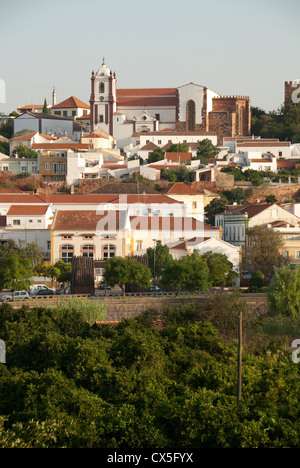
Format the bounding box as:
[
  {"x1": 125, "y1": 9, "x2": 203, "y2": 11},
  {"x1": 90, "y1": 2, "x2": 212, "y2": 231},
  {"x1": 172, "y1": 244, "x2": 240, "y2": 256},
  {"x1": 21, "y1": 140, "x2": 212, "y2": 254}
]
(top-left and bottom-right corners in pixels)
[
  {"x1": 186, "y1": 100, "x2": 195, "y2": 131},
  {"x1": 60, "y1": 244, "x2": 74, "y2": 263},
  {"x1": 99, "y1": 82, "x2": 105, "y2": 93},
  {"x1": 102, "y1": 244, "x2": 116, "y2": 259},
  {"x1": 81, "y1": 244, "x2": 94, "y2": 258}
]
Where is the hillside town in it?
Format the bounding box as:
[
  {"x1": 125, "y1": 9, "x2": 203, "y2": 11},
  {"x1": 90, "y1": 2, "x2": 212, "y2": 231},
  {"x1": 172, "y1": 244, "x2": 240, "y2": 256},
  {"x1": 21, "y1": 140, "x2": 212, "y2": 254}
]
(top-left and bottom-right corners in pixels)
[
  {"x1": 0, "y1": 61, "x2": 300, "y2": 295},
  {"x1": 2, "y1": 0, "x2": 300, "y2": 448}
]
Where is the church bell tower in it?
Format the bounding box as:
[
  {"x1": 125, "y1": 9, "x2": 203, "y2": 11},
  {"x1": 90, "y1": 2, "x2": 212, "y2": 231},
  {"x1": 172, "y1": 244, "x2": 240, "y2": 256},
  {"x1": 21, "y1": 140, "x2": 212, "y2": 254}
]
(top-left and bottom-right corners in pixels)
[{"x1": 89, "y1": 59, "x2": 117, "y2": 135}]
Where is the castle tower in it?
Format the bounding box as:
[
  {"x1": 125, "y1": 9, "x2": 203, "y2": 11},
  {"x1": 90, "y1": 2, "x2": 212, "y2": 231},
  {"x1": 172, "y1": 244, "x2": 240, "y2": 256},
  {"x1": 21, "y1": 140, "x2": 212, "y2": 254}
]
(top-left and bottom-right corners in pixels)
[
  {"x1": 89, "y1": 59, "x2": 117, "y2": 134},
  {"x1": 285, "y1": 80, "x2": 300, "y2": 105}
]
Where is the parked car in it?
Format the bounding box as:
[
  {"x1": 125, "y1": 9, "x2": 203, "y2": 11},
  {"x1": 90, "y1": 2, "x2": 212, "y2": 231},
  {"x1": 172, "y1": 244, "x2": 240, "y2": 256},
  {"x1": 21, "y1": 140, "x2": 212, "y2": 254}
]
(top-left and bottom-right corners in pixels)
[
  {"x1": 149, "y1": 285, "x2": 161, "y2": 292},
  {"x1": 30, "y1": 285, "x2": 53, "y2": 295},
  {"x1": 32, "y1": 289, "x2": 56, "y2": 296},
  {"x1": 98, "y1": 282, "x2": 111, "y2": 290},
  {"x1": 1, "y1": 291, "x2": 30, "y2": 301}
]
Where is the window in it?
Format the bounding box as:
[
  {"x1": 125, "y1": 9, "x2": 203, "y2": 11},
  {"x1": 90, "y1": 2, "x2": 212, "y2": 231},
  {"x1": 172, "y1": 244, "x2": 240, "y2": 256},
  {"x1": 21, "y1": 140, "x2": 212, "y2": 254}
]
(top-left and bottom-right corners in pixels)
[
  {"x1": 60, "y1": 163, "x2": 66, "y2": 174},
  {"x1": 13, "y1": 219, "x2": 20, "y2": 225},
  {"x1": 81, "y1": 244, "x2": 94, "y2": 258},
  {"x1": 44, "y1": 163, "x2": 50, "y2": 171},
  {"x1": 3, "y1": 166, "x2": 8, "y2": 171},
  {"x1": 296, "y1": 251, "x2": 300, "y2": 259},
  {"x1": 102, "y1": 244, "x2": 116, "y2": 259},
  {"x1": 53, "y1": 163, "x2": 59, "y2": 174},
  {"x1": 136, "y1": 241, "x2": 143, "y2": 251},
  {"x1": 62, "y1": 235, "x2": 72, "y2": 239},
  {"x1": 279, "y1": 151, "x2": 283, "y2": 157},
  {"x1": 60, "y1": 244, "x2": 74, "y2": 263},
  {"x1": 155, "y1": 114, "x2": 160, "y2": 121},
  {"x1": 99, "y1": 115, "x2": 104, "y2": 123},
  {"x1": 63, "y1": 111, "x2": 67, "y2": 116},
  {"x1": 47, "y1": 241, "x2": 51, "y2": 250},
  {"x1": 99, "y1": 82, "x2": 105, "y2": 93},
  {"x1": 283, "y1": 251, "x2": 289, "y2": 258},
  {"x1": 72, "y1": 111, "x2": 76, "y2": 117},
  {"x1": 83, "y1": 235, "x2": 93, "y2": 239},
  {"x1": 192, "y1": 201, "x2": 197, "y2": 209},
  {"x1": 158, "y1": 140, "x2": 162, "y2": 145}
]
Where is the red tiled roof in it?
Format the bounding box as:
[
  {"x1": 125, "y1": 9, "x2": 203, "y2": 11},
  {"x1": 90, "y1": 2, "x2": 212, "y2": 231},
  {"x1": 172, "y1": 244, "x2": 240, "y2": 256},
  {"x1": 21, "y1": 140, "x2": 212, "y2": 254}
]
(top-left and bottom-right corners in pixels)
[
  {"x1": 82, "y1": 132, "x2": 109, "y2": 139},
  {"x1": 32, "y1": 143, "x2": 92, "y2": 150},
  {"x1": 7, "y1": 205, "x2": 49, "y2": 215},
  {"x1": 117, "y1": 88, "x2": 177, "y2": 97},
  {"x1": 164, "y1": 152, "x2": 192, "y2": 162},
  {"x1": 11, "y1": 131, "x2": 38, "y2": 140},
  {"x1": 0, "y1": 194, "x2": 46, "y2": 204},
  {"x1": 167, "y1": 182, "x2": 201, "y2": 195},
  {"x1": 237, "y1": 142, "x2": 290, "y2": 147},
  {"x1": 116, "y1": 88, "x2": 177, "y2": 107},
  {"x1": 110, "y1": 194, "x2": 181, "y2": 205},
  {"x1": 140, "y1": 142, "x2": 160, "y2": 150},
  {"x1": 217, "y1": 203, "x2": 273, "y2": 218},
  {"x1": 130, "y1": 216, "x2": 217, "y2": 231},
  {"x1": 52, "y1": 96, "x2": 90, "y2": 109},
  {"x1": 53, "y1": 210, "x2": 124, "y2": 230}
]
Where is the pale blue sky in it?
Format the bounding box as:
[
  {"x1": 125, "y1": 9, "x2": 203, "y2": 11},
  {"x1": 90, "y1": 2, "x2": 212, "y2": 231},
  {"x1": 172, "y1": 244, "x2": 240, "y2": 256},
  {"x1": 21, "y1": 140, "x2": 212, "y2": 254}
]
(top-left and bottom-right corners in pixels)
[{"x1": 0, "y1": 0, "x2": 299, "y2": 114}]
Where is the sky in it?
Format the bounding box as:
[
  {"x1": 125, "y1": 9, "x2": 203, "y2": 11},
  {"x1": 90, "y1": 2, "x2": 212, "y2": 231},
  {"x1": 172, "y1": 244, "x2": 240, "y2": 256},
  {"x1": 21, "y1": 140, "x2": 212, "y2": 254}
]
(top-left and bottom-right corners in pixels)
[{"x1": 0, "y1": 0, "x2": 299, "y2": 115}]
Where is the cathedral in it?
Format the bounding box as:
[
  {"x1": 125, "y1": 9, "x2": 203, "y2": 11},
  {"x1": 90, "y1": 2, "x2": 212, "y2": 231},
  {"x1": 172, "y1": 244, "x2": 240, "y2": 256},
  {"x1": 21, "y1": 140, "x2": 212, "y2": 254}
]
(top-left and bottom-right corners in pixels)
[{"x1": 89, "y1": 60, "x2": 251, "y2": 147}]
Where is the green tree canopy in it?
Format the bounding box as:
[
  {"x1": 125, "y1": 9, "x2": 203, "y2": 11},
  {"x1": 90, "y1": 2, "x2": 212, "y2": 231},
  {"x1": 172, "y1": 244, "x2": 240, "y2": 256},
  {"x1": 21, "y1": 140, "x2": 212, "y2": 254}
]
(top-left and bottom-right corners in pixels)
[
  {"x1": 147, "y1": 148, "x2": 165, "y2": 164},
  {"x1": 161, "y1": 251, "x2": 210, "y2": 294},
  {"x1": 204, "y1": 197, "x2": 228, "y2": 226},
  {"x1": 13, "y1": 144, "x2": 38, "y2": 159},
  {"x1": 268, "y1": 266, "x2": 300, "y2": 317},
  {"x1": 146, "y1": 241, "x2": 172, "y2": 281},
  {"x1": 245, "y1": 225, "x2": 286, "y2": 282},
  {"x1": 201, "y1": 251, "x2": 238, "y2": 287},
  {"x1": 104, "y1": 257, "x2": 151, "y2": 296},
  {"x1": 194, "y1": 138, "x2": 220, "y2": 162}
]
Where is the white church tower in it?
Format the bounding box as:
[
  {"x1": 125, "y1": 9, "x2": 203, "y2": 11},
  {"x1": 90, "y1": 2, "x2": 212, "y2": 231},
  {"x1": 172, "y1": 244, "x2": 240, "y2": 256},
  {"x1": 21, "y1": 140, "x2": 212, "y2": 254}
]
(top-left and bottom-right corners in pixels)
[{"x1": 89, "y1": 59, "x2": 117, "y2": 135}]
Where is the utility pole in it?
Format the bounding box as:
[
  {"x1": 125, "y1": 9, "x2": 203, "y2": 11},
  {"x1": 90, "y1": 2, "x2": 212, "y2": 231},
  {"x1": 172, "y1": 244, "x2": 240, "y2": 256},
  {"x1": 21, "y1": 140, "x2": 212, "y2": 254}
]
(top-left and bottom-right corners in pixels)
[{"x1": 237, "y1": 308, "x2": 243, "y2": 403}]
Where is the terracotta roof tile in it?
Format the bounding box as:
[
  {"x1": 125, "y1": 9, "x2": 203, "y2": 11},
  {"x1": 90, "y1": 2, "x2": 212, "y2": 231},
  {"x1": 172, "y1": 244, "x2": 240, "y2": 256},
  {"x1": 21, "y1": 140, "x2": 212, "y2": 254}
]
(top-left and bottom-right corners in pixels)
[
  {"x1": 167, "y1": 182, "x2": 201, "y2": 195},
  {"x1": 52, "y1": 96, "x2": 90, "y2": 109},
  {"x1": 7, "y1": 205, "x2": 49, "y2": 215},
  {"x1": 53, "y1": 210, "x2": 125, "y2": 231},
  {"x1": 164, "y1": 152, "x2": 192, "y2": 162}
]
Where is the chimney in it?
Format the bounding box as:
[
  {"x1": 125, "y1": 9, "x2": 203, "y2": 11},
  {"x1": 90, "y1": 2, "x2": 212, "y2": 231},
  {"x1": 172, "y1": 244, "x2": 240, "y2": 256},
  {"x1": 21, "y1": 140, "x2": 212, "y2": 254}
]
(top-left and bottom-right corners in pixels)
[{"x1": 52, "y1": 87, "x2": 56, "y2": 107}]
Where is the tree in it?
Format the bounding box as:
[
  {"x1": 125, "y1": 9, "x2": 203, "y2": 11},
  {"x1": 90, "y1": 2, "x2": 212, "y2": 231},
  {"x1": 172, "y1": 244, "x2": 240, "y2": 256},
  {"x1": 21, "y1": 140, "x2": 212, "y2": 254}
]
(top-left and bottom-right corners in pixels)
[
  {"x1": 201, "y1": 251, "x2": 238, "y2": 287},
  {"x1": 42, "y1": 98, "x2": 51, "y2": 114},
  {"x1": 104, "y1": 257, "x2": 151, "y2": 297},
  {"x1": 147, "y1": 148, "x2": 165, "y2": 164},
  {"x1": 47, "y1": 265, "x2": 60, "y2": 287},
  {"x1": 0, "y1": 250, "x2": 33, "y2": 296},
  {"x1": 146, "y1": 241, "x2": 172, "y2": 282},
  {"x1": 245, "y1": 225, "x2": 286, "y2": 282},
  {"x1": 194, "y1": 138, "x2": 220, "y2": 163},
  {"x1": 166, "y1": 143, "x2": 188, "y2": 153},
  {"x1": 161, "y1": 252, "x2": 210, "y2": 294},
  {"x1": 55, "y1": 260, "x2": 72, "y2": 286},
  {"x1": 13, "y1": 144, "x2": 38, "y2": 159},
  {"x1": 220, "y1": 188, "x2": 248, "y2": 205},
  {"x1": 24, "y1": 242, "x2": 43, "y2": 268},
  {"x1": 204, "y1": 197, "x2": 229, "y2": 226},
  {"x1": 268, "y1": 266, "x2": 300, "y2": 317}
]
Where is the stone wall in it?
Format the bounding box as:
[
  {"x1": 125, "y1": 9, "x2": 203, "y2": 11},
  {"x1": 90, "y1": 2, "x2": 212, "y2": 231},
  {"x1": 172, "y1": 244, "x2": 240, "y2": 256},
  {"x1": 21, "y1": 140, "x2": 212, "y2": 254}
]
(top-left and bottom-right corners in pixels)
[{"x1": 103, "y1": 294, "x2": 268, "y2": 321}]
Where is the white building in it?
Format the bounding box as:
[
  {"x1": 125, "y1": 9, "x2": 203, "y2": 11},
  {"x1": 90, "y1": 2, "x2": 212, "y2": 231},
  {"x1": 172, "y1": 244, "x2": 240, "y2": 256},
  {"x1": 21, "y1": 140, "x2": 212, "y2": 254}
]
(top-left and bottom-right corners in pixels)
[{"x1": 13, "y1": 112, "x2": 74, "y2": 138}]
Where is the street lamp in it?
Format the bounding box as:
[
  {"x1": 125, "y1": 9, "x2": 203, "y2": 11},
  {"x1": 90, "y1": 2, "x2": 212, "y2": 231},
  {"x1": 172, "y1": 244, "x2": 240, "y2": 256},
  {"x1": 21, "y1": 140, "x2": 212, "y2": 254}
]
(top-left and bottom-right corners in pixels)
[{"x1": 153, "y1": 239, "x2": 157, "y2": 295}]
